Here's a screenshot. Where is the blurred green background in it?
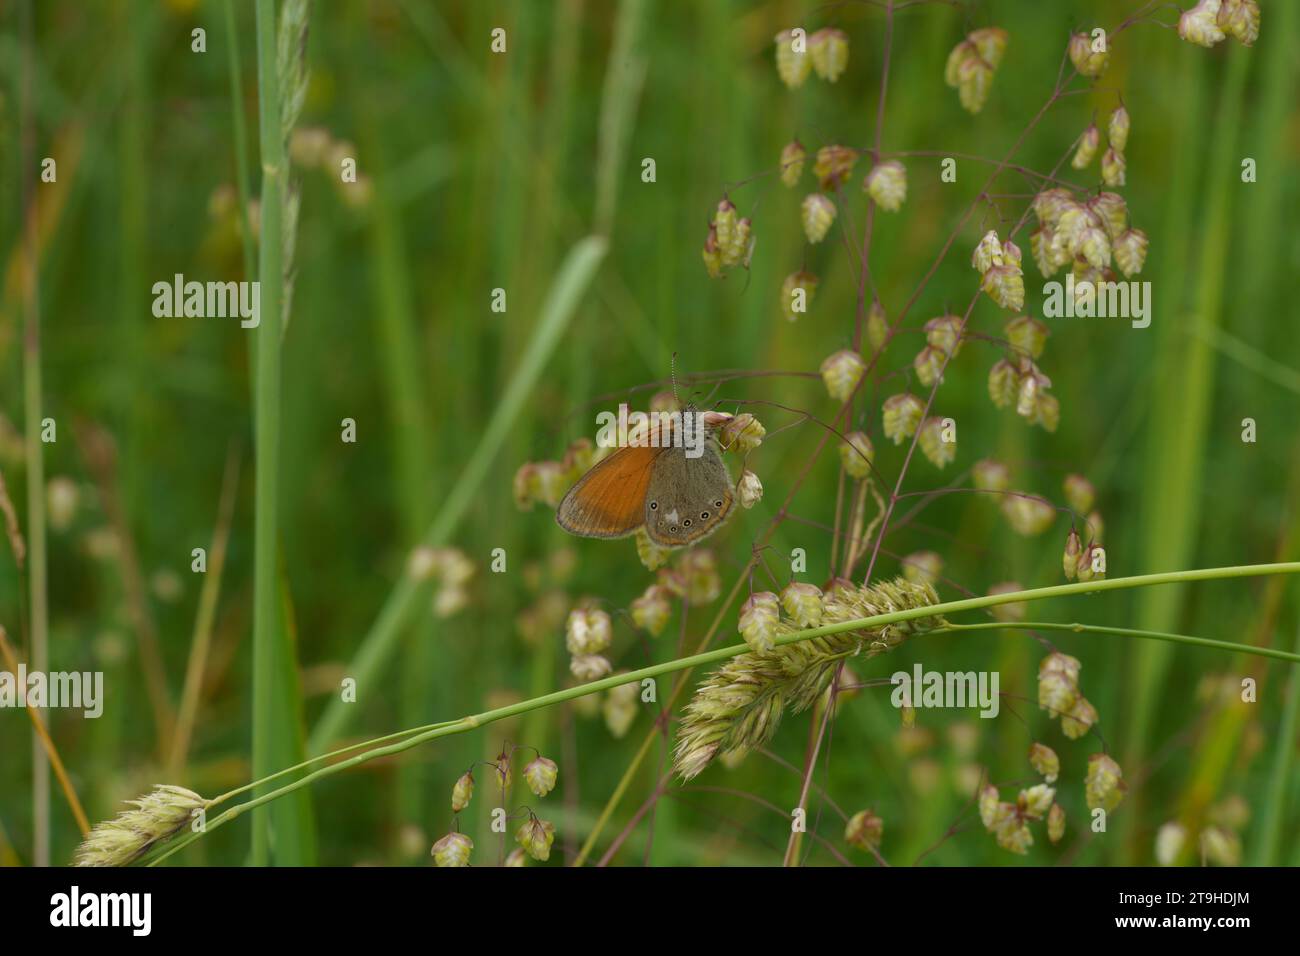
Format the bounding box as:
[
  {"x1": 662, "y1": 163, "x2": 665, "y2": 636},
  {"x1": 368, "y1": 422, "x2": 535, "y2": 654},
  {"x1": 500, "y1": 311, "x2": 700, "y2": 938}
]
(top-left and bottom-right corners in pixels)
[{"x1": 1, "y1": 0, "x2": 1298, "y2": 866}]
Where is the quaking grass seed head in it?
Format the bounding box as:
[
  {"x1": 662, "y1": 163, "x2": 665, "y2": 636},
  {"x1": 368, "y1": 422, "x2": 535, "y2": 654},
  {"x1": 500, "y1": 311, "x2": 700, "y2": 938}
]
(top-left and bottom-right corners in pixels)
[
  {"x1": 839, "y1": 431, "x2": 875, "y2": 480},
  {"x1": 1071, "y1": 123, "x2": 1100, "y2": 169},
  {"x1": 738, "y1": 469, "x2": 763, "y2": 508},
  {"x1": 523, "y1": 756, "x2": 559, "y2": 797},
  {"x1": 779, "y1": 139, "x2": 806, "y2": 187},
  {"x1": 431, "y1": 831, "x2": 473, "y2": 867},
  {"x1": 882, "y1": 392, "x2": 925, "y2": 444},
  {"x1": 972, "y1": 458, "x2": 1010, "y2": 493},
  {"x1": 813, "y1": 145, "x2": 858, "y2": 191},
  {"x1": 1218, "y1": 0, "x2": 1261, "y2": 46},
  {"x1": 451, "y1": 771, "x2": 474, "y2": 812}
]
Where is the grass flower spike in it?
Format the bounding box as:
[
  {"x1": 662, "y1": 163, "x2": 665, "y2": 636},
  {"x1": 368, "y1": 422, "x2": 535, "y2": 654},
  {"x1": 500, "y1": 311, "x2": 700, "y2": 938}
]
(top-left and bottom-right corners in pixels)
[
  {"x1": 674, "y1": 578, "x2": 943, "y2": 780},
  {"x1": 74, "y1": 786, "x2": 209, "y2": 867}
]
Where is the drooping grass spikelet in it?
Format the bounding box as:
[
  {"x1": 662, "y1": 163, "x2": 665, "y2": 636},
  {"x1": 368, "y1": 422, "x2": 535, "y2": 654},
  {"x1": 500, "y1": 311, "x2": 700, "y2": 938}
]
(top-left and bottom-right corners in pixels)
[
  {"x1": 73, "y1": 785, "x2": 209, "y2": 867},
  {"x1": 673, "y1": 577, "x2": 943, "y2": 780}
]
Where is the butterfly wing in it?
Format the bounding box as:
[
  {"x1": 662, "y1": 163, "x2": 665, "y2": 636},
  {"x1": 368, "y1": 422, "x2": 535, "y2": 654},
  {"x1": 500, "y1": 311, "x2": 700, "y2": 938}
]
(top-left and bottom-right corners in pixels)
[
  {"x1": 556, "y1": 444, "x2": 663, "y2": 539},
  {"x1": 643, "y1": 442, "x2": 734, "y2": 548}
]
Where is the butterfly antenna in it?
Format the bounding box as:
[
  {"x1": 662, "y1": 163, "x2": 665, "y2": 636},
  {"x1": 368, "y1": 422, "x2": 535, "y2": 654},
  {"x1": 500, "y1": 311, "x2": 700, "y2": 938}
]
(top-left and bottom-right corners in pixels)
[{"x1": 671, "y1": 351, "x2": 680, "y2": 405}]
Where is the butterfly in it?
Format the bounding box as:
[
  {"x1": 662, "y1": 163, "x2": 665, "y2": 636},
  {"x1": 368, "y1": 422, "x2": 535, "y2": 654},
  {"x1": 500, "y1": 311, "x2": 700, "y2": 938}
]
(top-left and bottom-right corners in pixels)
[{"x1": 555, "y1": 406, "x2": 734, "y2": 548}]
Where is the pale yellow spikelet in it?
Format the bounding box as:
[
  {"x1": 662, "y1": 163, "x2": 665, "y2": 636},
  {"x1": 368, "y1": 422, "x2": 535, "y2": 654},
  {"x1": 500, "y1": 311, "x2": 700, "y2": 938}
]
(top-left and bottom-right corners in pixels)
[
  {"x1": 565, "y1": 605, "x2": 612, "y2": 656},
  {"x1": 780, "y1": 581, "x2": 825, "y2": 628},
  {"x1": 674, "y1": 578, "x2": 943, "y2": 780},
  {"x1": 779, "y1": 139, "x2": 806, "y2": 187},
  {"x1": 814, "y1": 144, "x2": 859, "y2": 190},
  {"x1": 780, "y1": 270, "x2": 818, "y2": 321},
  {"x1": 1114, "y1": 228, "x2": 1149, "y2": 277},
  {"x1": 913, "y1": 346, "x2": 946, "y2": 388},
  {"x1": 924, "y1": 314, "x2": 963, "y2": 357},
  {"x1": 1179, "y1": 0, "x2": 1227, "y2": 47},
  {"x1": 987, "y1": 359, "x2": 1018, "y2": 409},
  {"x1": 516, "y1": 818, "x2": 556, "y2": 861},
  {"x1": 819, "y1": 349, "x2": 867, "y2": 402},
  {"x1": 1029, "y1": 742, "x2": 1060, "y2": 783},
  {"x1": 1218, "y1": 0, "x2": 1260, "y2": 46},
  {"x1": 1085, "y1": 753, "x2": 1126, "y2": 812},
  {"x1": 1038, "y1": 651, "x2": 1081, "y2": 717},
  {"x1": 1005, "y1": 315, "x2": 1048, "y2": 359},
  {"x1": 1047, "y1": 803, "x2": 1066, "y2": 843},
  {"x1": 634, "y1": 527, "x2": 670, "y2": 571},
  {"x1": 451, "y1": 771, "x2": 474, "y2": 813},
  {"x1": 882, "y1": 393, "x2": 925, "y2": 444},
  {"x1": 971, "y1": 230, "x2": 1004, "y2": 273},
  {"x1": 973, "y1": 459, "x2": 1010, "y2": 493},
  {"x1": 523, "y1": 756, "x2": 558, "y2": 797},
  {"x1": 570, "y1": 653, "x2": 612, "y2": 681},
  {"x1": 431, "y1": 831, "x2": 473, "y2": 867},
  {"x1": 775, "y1": 29, "x2": 812, "y2": 87},
  {"x1": 738, "y1": 591, "x2": 781, "y2": 653},
  {"x1": 74, "y1": 785, "x2": 210, "y2": 867},
  {"x1": 630, "y1": 584, "x2": 672, "y2": 636},
  {"x1": 1062, "y1": 696, "x2": 1099, "y2": 739},
  {"x1": 866, "y1": 300, "x2": 889, "y2": 353},
  {"x1": 901, "y1": 550, "x2": 943, "y2": 585},
  {"x1": 1155, "y1": 821, "x2": 1187, "y2": 865},
  {"x1": 719, "y1": 412, "x2": 765, "y2": 452},
  {"x1": 603, "y1": 679, "x2": 639, "y2": 738},
  {"x1": 801, "y1": 193, "x2": 837, "y2": 243},
  {"x1": 1034, "y1": 391, "x2": 1061, "y2": 432},
  {"x1": 1077, "y1": 225, "x2": 1111, "y2": 269},
  {"x1": 839, "y1": 432, "x2": 875, "y2": 480},
  {"x1": 1089, "y1": 191, "x2": 1129, "y2": 240},
  {"x1": 1107, "y1": 106, "x2": 1130, "y2": 152},
  {"x1": 1002, "y1": 493, "x2": 1056, "y2": 536},
  {"x1": 981, "y1": 263, "x2": 1025, "y2": 311},
  {"x1": 1101, "y1": 146, "x2": 1126, "y2": 187},
  {"x1": 864, "y1": 160, "x2": 907, "y2": 212},
  {"x1": 809, "y1": 28, "x2": 849, "y2": 82},
  {"x1": 918, "y1": 417, "x2": 956, "y2": 468},
  {"x1": 1068, "y1": 31, "x2": 1109, "y2": 77},
  {"x1": 1063, "y1": 474, "x2": 1096, "y2": 514},
  {"x1": 1071, "y1": 123, "x2": 1100, "y2": 169}
]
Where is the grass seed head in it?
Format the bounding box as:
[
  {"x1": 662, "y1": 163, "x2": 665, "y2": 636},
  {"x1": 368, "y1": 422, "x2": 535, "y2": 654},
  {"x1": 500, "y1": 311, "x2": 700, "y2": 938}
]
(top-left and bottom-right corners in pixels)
[
  {"x1": 523, "y1": 756, "x2": 559, "y2": 797},
  {"x1": 1179, "y1": 0, "x2": 1228, "y2": 47},
  {"x1": 451, "y1": 771, "x2": 474, "y2": 813},
  {"x1": 801, "y1": 193, "x2": 837, "y2": 243},
  {"x1": 74, "y1": 785, "x2": 209, "y2": 867},
  {"x1": 1218, "y1": 0, "x2": 1260, "y2": 45},
  {"x1": 1029, "y1": 742, "x2": 1061, "y2": 783},
  {"x1": 431, "y1": 831, "x2": 473, "y2": 867},
  {"x1": 775, "y1": 29, "x2": 812, "y2": 88},
  {"x1": 844, "y1": 809, "x2": 884, "y2": 852},
  {"x1": 674, "y1": 577, "x2": 943, "y2": 780},
  {"x1": 809, "y1": 28, "x2": 849, "y2": 82},
  {"x1": 780, "y1": 139, "x2": 806, "y2": 187},
  {"x1": 1071, "y1": 123, "x2": 1100, "y2": 169},
  {"x1": 882, "y1": 393, "x2": 925, "y2": 443},
  {"x1": 820, "y1": 349, "x2": 867, "y2": 402},
  {"x1": 839, "y1": 431, "x2": 875, "y2": 480}
]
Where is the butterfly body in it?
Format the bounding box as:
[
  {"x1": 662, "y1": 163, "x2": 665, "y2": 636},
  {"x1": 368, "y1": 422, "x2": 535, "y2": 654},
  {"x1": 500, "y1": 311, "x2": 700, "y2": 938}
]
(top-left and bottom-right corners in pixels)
[{"x1": 556, "y1": 408, "x2": 733, "y2": 548}]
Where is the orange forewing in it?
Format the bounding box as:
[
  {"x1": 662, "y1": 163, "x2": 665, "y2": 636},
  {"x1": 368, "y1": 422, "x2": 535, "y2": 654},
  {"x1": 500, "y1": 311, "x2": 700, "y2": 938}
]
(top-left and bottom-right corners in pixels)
[{"x1": 555, "y1": 444, "x2": 663, "y2": 539}]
